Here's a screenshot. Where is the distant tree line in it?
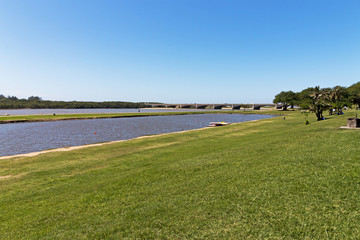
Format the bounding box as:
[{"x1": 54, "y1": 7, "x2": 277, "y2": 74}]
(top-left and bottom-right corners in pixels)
[
  {"x1": 273, "y1": 82, "x2": 360, "y2": 121},
  {"x1": 0, "y1": 95, "x2": 149, "y2": 109}
]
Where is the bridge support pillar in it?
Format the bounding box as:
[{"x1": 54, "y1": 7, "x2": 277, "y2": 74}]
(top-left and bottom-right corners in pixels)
[{"x1": 253, "y1": 105, "x2": 262, "y2": 110}]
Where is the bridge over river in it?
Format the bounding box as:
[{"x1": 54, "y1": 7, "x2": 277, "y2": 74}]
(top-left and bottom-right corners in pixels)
[{"x1": 150, "y1": 103, "x2": 284, "y2": 110}]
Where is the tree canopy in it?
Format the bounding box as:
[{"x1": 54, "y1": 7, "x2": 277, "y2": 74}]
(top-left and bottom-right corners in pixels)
[
  {"x1": 274, "y1": 82, "x2": 360, "y2": 121},
  {"x1": 347, "y1": 82, "x2": 360, "y2": 107},
  {"x1": 273, "y1": 91, "x2": 296, "y2": 111}
]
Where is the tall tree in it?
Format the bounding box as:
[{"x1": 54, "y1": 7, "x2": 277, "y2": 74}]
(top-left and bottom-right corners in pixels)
[
  {"x1": 328, "y1": 86, "x2": 349, "y2": 114},
  {"x1": 273, "y1": 91, "x2": 296, "y2": 111},
  {"x1": 295, "y1": 87, "x2": 314, "y2": 110},
  {"x1": 309, "y1": 86, "x2": 330, "y2": 121},
  {"x1": 347, "y1": 81, "x2": 360, "y2": 108}
]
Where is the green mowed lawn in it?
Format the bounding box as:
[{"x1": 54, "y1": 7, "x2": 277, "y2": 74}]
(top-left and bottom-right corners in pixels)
[{"x1": 1, "y1": 110, "x2": 360, "y2": 239}]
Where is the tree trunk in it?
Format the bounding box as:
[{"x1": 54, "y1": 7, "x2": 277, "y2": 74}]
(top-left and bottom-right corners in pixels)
[{"x1": 316, "y1": 106, "x2": 323, "y2": 121}]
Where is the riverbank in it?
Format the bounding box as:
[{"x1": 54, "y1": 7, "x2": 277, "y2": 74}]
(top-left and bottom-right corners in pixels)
[
  {"x1": 0, "y1": 113, "x2": 274, "y2": 157},
  {"x1": 1, "y1": 110, "x2": 359, "y2": 238},
  {"x1": 0, "y1": 123, "x2": 216, "y2": 160},
  {"x1": 0, "y1": 110, "x2": 280, "y2": 124}
]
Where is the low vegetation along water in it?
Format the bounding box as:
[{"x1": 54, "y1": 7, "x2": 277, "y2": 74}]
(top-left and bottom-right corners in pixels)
[{"x1": 0, "y1": 113, "x2": 273, "y2": 156}]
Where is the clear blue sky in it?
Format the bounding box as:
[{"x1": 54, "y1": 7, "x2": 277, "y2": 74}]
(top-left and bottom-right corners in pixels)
[{"x1": 0, "y1": 0, "x2": 359, "y2": 103}]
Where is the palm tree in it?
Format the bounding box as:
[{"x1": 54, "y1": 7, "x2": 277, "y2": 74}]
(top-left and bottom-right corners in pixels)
[
  {"x1": 329, "y1": 86, "x2": 348, "y2": 114},
  {"x1": 309, "y1": 86, "x2": 330, "y2": 121}
]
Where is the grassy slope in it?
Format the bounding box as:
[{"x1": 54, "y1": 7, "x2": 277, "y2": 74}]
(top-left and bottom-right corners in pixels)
[
  {"x1": 1, "y1": 110, "x2": 360, "y2": 239},
  {"x1": 0, "y1": 110, "x2": 275, "y2": 124}
]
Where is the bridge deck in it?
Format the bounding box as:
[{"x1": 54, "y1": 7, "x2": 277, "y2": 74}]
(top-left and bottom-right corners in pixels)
[{"x1": 150, "y1": 103, "x2": 283, "y2": 110}]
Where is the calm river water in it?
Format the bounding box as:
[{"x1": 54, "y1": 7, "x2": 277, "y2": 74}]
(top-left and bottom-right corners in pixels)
[{"x1": 0, "y1": 114, "x2": 273, "y2": 157}]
